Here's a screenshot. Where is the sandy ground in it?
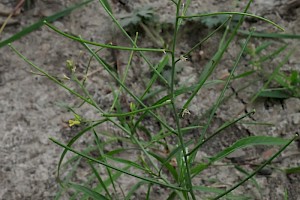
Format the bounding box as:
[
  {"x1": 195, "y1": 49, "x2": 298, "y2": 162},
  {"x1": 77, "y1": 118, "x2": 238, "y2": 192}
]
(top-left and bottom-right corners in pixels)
[{"x1": 0, "y1": 0, "x2": 300, "y2": 199}]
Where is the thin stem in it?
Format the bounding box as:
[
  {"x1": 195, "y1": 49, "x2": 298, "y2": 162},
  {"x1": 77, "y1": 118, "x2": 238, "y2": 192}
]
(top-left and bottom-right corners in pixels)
[
  {"x1": 107, "y1": 119, "x2": 174, "y2": 187},
  {"x1": 178, "y1": 12, "x2": 284, "y2": 31},
  {"x1": 97, "y1": 0, "x2": 170, "y2": 86},
  {"x1": 175, "y1": 16, "x2": 231, "y2": 64},
  {"x1": 9, "y1": 44, "x2": 101, "y2": 112},
  {"x1": 82, "y1": 42, "x2": 177, "y2": 135},
  {"x1": 73, "y1": 77, "x2": 104, "y2": 113},
  {"x1": 110, "y1": 33, "x2": 138, "y2": 112},
  {"x1": 212, "y1": 134, "x2": 298, "y2": 199},
  {"x1": 200, "y1": 110, "x2": 255, "y2": 147},
  {"x1": 103, "y1": 100, "x2": 171, "y2": 117},
  {"x1": 170, "y1": 0, "x2": 177, "y2": 5},
  {"x1": 44, "y1": 21, "x2": 168, "y2": 53},
  {"x1": 182, "y1": 0, "x2": 254, "y2": 112},
  {"x1": 189, "y1": 28, "x2": 255, "y2": 156},
  {"x1": 171, "y1": 1, "x2": 196, "y2": 199},
  {"x1": 50, "y1": 137, "x2": 188, "y2": 191},
  {"x1": 251, "y1": 48, "x2": 294, "y2": 103}
]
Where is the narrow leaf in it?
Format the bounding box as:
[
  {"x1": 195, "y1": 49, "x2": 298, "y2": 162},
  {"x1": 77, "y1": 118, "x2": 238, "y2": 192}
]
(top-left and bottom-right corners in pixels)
[
  {"x1": 258, "y1": 89, "x2": 291, "y2": 99},
  {"x1": 210, "y1": 136, "x2": 289, "y2": 163},
  {"x1": 99, "y1": 0, "x2": 112, "y2": 13},
  {"x1": 193, "y1": 186, "x2": 251, "y2": 200},
  {"x1": 50, "y1": 137, "x2": 187, "y2": 191},
  {"x1": 285, "y1": 166, "x2": 300, "y2": 174},
  {"x1": 125, "y1": 181, "x2": 146, "y2": 200},
  {"x1": 68, "y1": 182, "x2": 109, "y2": 200},
  {"x1": 0, "y1": 0, "x2": 93, "y2": 48}
]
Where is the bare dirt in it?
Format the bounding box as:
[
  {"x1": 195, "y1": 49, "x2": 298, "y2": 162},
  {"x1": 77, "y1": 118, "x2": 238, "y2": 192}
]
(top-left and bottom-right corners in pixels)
[{"x1": 0, "y1": 0, "x2": 300, "y2": 199}]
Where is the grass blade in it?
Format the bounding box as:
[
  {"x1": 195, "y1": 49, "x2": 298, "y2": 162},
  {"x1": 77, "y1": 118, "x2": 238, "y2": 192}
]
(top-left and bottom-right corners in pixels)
[
  {"x1": 285, "y1": 166, "x2": 300, "y2": 174},
  {"x1": 55, "y1": 158, "x2": 82, "y2": 200},
  {"x1": 50, "y1": 137, "x2": 188, "y2": 191},
  {"x1": 188, "y1": 27, "x2": 255, "y2": 156},
  {"x1": 56, "y1": 121, "x2": 106, "y2": 180},
  {"x1": 179, "y1": 12, "x2": 284, "y2": 31},
  {"x1": 251, "y1": 48, "x2": 295, "y2": 102},
  {"x1": 193, "y1": 186, "x2": 251, "y2": 200},
  {"x1": 44, "y1": 21, "x2": 168, "y2": 53},
  {"x1": 239, "y1": 30, "x2": 300, "y2": 39},
  {"x1": 209, "y1": 136, "x2": 290, "y2": 163},
  {"x1": 0, "y1": 0, "x2": 93, "y2": 48},
  {"x1": 92, "y1": 165, "x2": 130, "y2": 196},
  {"x1": 124, "y1": 181, "x2": 145, "y2": 200},
  {"x1": 140, "y1": 55, "x2": 169, "y2": 99},
  {"x1": 99, "y1": 0, "x2": 112, "y2": 13},
  {"x1": 68, "y1": 182, "x2": 109, "y2": 200},
  {"x1": 258, "y1": 89, "x2": 291, "y2": 98},
  {"x1": 212, "y1": 134, "x2": 298, "y2": 199},
  {"x1": 9, "y1": 44, "x2": 100, "y2": 110},
  {"x1": 88, "y1": 162, "x2": 112, "y2": 199},
  {"x1": 82, "y1": 42, "x2": 176, "y2": 134}
]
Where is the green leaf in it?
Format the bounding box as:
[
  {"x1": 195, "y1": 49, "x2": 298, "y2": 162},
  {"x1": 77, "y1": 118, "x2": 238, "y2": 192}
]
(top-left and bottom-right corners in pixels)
[
  {"x1": 212, "y1": 135, "x2": 296, "y2": 199},
  {"x1": 141, "y1": 55, "x2": 169, "y2": 99},
  {"x1": 147, "y1": 151, "x2": 179, "y2": 181},
  {"x1": 50, "y1": 137, "x2": 187, "y2": 191},
  {"x1": 125, "y1": 181, "x2": 146, "y2": 200},
  {"x1": 159, "y1": 140, "x2": 193, "y2": 173},
  {"x1": 93, "y1": 165, "x2": 130, "y2": 195},
  {"x1": 210, "y1": 136, "x2": 290, "y2": 163},
  {"x1": 233, "y1": 70, "x2": 255, "y2": 80},
  {"x1": 258, "y1": 89, "x2": 291, "y2": 99},
  {"x1": 258, "y1": 44, "x2": 287, "y2": 63},
  {"x1": 238, "y1": 30, "x2": 300, "y2": 39},
  {"x1": 89, "y1": 162, "x2": 112, "y2": 199},
  {"x1": 0, "y1": 0, "x2": 93, "y2": 48},
  {"x1": 285, "y1": 166, "x2": 300, "y2": 174},
  {"x1": 56, "y1": 121, "x2": 106, "y2": 180},
  {"x1": 193, "y1": 186, "x2": 251, "y2": 200},
  {"x1": 166, "y1": 191, "x2": 177, "y2": 200},
  {"x1": 68, "y1": 182, "x2": 109, "y2": 200},
  {"x1": 234, "y1": 165, "x2": 262, "y2": 199},
  {"x1": 200, "y1": 15, "x2": 229, "y2": 28},
  {"x1": 191, "y1": 163, "x2": 209, "y2": 176},
  {"x1": 252, "y1": 48, "x2": 294, "y2": 102},
  {"x1": 255, "y1": 41, "x2": 273, "y2": 54},
  {"x1": 99, "y1": 0, "x2": 112, "y2": 13},
  {"x1": 104, "y1": 155, "x2": 146, "y2": 171},
  {"x1": 55, "y1": 158, "x2": 82, "y2": 200},
  {"x1": 273, "y1": 73, "x2": 290, "y2": 88},
  {"x1": 290, "y1": 71, "x2": 299, "y2": 86}
]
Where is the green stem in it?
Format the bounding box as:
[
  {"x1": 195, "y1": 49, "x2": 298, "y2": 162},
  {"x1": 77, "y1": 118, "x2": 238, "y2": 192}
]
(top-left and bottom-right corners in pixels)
[
  {"x1": 178, "y1": 12, "x2": 284, "y2": 31},
  {"x1": 44, "y1": 21, "x2": 168, "y2": 53},
  {"x1": 50, "y1": 137, "x2": 188, "y2": 191},
  {"x1": 110, "y1": 33, "x2": 138, "y2": 112},
  {"x1": 82, "y1": 43, "x2": 177, "y2": 135},
  {"x1": 171, "y1": 1, "x2": 196, "y2": 199},
  {"x1": 212, "y1": 134, "x2": 298, "y2": 199},
  {"x1": 103, "y1": 100, "x2": 171, "y2": 117},
  {"x1": 175, "y1": 16, "x2": 231, "y2": 64},
  {"x1": 188, "y1": 28, "x2": 255, "y2": 156},
  {"x1": 97, "y1": 0, "x2": 170, "y2": 86},
  {"x1": 9, "y1": 44, "x2": 100, "y2": 112}
]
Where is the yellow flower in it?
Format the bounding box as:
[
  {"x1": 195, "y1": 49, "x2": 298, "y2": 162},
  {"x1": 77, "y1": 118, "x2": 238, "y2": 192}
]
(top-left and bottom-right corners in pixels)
[{"x1": 68, "y1": 119, "x2": 80, "y2": 127}]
